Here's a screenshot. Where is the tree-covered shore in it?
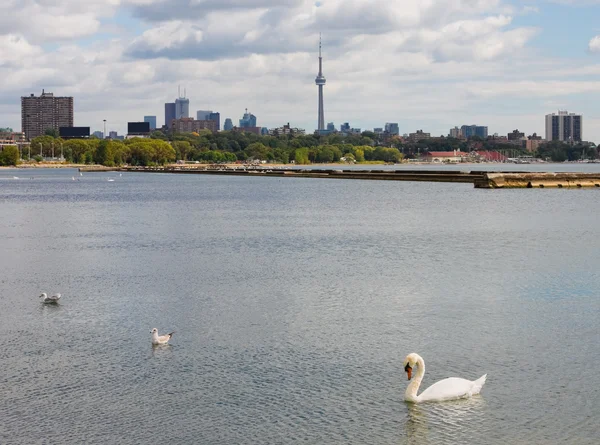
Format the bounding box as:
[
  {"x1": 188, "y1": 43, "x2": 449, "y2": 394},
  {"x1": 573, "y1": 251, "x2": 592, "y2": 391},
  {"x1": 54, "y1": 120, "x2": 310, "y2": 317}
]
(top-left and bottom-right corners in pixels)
[{"x1": 2, "y1": 128, "x2": 596, "y2": 167}]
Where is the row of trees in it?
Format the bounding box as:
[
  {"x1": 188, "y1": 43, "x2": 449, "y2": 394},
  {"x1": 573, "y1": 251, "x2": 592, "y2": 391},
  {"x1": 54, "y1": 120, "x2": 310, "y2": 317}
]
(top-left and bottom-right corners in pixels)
[
  {"x1": 8, "y1": 127, "x2": 595, "y2": 167},
  {"x1": 25, "y1": 137, "x2": 176, "y2": 166},
  {"x1": 22, "y1": 131, "x2": 403, "y2": 166}
]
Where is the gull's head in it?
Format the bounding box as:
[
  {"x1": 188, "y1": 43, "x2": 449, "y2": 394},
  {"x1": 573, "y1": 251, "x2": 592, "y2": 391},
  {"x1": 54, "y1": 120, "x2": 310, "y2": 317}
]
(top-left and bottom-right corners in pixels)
[
  {"x1": 150, "y1": 328, "x2": 158, "y2": 334},
  {"x1": 403, "y1": 353, "x2": 420, "y2": 381},
  {"x1": 39, "y1": 293, "x2": 47, "y2": 298}
]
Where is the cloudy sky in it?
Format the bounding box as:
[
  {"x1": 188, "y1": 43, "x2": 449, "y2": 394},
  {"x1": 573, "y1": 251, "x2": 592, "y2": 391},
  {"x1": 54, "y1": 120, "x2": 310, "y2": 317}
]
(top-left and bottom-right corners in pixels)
[{"x1": 1, "y1": 0, "x2": 599, "y2": 140}]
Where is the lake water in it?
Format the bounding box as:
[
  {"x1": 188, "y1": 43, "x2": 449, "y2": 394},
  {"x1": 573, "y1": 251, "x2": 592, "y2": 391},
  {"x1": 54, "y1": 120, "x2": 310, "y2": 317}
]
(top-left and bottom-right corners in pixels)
[{"x1": 1, "y1": 168, "x2": 599, "y2": 444}]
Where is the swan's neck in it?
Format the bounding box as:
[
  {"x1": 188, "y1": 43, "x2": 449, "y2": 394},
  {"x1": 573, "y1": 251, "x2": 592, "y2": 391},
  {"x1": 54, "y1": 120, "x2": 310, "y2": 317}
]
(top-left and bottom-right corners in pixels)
[{"x1": 405, "y1": 356, "x2": 425, "y2": 403}]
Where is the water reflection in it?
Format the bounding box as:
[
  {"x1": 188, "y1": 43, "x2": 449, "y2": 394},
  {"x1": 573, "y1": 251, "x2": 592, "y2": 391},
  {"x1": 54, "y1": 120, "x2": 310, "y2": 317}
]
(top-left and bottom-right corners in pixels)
[{"x1": 403, "y1": 397, "x2": 487, "y2": 445}]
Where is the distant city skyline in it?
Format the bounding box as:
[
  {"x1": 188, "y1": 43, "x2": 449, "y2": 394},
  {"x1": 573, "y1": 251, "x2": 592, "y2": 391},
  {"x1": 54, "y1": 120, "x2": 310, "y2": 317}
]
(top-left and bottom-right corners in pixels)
[{"x1": 1, "y1": 1, "x2": 600, "y2": 141}]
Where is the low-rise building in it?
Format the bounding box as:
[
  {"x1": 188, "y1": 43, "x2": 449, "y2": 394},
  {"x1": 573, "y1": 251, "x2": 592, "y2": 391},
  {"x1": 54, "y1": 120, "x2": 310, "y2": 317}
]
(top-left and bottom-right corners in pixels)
[
  {"x1": 269, "y1": 123, "x2": 306, "y2": 137},
  {"x1": 423, "y1": 150, "x2": 466, "y2": 163},
  {"x1": 171, "y1": 118, "x2": 217, "y2": 133}
]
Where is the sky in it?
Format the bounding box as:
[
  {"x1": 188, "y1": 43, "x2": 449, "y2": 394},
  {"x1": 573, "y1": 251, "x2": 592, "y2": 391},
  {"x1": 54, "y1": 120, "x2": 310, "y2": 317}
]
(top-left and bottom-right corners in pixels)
[{"x1": 1, "y1": 0, "x2": 600, "y2": 140}]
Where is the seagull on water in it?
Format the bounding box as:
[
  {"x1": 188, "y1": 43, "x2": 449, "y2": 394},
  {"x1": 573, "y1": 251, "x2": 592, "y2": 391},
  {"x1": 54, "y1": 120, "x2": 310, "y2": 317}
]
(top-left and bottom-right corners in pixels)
[
  {"x1": 151, "y1": 328, "x2": 174, "y2": 345},
  {"x1": 39, "y1": 293, "x2": 61, "y2": 304}
]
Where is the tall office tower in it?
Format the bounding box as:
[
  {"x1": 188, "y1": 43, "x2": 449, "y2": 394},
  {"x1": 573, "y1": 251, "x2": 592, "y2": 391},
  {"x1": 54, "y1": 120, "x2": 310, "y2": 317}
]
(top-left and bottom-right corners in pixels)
[
  {"x1": 175, "y1": 97, "x2": 189, "y2": 119},
  {"x1": 224, "y1": 118, "x2": 233, "y2": 131},
  {"x1": 144, "y1": 116, "x2": 157, "y2": 130},
  {"x1": 545, "y1": 111, "x2": 582, "y2": 142},
  {"x1": 239, "y1": 109, "x2": 257, "y2": 127},
  {"x1": 165, "y1": 103, "x2": 176, "y2": 127},
  {"x1": 197, "y1": 110, "x2": 212, "y2": 120},
  {"x1": 315, "y1": 35, "x2": 326, "y2": 131},
  {"x1": 208, "y1": 112, "x2": 221, "y2": 131},
  {"x1": 385, "y1": 122, "x2": 400, "y2": 136},
  {"x1": 21, "y1": 90, "x2": 73, "y2": 140}
]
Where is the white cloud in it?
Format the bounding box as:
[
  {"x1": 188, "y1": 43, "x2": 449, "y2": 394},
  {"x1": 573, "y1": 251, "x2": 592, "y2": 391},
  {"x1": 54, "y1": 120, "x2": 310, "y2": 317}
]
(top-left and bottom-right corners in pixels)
[
  {"x1": 0, "y1": 0, "x2": 599, "y2": 142},
  {"x1": 589, "y1": 35, "x2": 600, "y2": 53}
]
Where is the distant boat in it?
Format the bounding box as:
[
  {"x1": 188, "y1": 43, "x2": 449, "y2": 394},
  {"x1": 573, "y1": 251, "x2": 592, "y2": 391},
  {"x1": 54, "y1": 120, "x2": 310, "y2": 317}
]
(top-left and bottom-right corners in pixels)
[
  {"x1": 12, "y1": 176, "x2": 19, "y2": 179},
  {"x1": 107, "y1": 178, "x2": 115, "y2": 182}
]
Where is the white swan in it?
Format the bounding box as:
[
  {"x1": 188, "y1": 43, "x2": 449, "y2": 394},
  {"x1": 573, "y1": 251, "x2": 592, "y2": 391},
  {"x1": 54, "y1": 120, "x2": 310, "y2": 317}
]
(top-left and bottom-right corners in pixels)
[
  {"x1": 39, "y1": 292, "x2": 61, "y2": 304},
  {"x1": 151, "y1": 328, "x2": 174, "y2": 345},
  {"x1": 403, "y1": 353, "x2": 486, "y2": 403}
]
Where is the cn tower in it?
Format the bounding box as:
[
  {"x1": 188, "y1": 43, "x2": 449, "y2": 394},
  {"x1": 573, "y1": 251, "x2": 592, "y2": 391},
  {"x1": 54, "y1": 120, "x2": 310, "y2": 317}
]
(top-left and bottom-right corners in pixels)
[{"x1": 315, "y1": 34, "x2": 326, "y2": 131}]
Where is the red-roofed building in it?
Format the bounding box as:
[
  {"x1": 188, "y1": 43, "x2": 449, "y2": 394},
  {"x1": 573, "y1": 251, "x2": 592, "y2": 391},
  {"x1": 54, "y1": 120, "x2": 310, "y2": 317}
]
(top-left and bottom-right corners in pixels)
[
  {"x1": 473, "y1": 151, "x2": 508, "y2": 162},
  {"x1": 423, "y1": 150, "x2": 467, "y2": 163}
]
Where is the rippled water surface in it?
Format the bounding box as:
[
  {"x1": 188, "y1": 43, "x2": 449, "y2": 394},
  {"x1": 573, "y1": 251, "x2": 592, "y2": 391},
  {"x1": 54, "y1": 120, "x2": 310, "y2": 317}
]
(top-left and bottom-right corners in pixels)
[{"x1": 1, "y1": 168, "x2": 599, "y2": 444}]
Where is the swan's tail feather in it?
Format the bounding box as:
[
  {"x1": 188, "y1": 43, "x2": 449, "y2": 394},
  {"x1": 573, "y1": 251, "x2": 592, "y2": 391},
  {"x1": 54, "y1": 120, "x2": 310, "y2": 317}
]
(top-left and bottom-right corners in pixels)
[{"x1": 472, "y1": 374, "x2": 487, "y2": 395}]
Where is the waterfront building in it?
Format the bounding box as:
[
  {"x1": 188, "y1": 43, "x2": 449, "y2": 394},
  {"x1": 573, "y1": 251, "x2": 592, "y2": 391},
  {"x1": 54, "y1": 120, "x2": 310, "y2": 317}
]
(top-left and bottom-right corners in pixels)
[
  {"x1": 545, "y1": 111, "x2": 582, "y2": 142},
  {"x1": 224, "y1": 118, "x2": 233, "y2": 131},
  {"x1": 144, "y1": 116, "x2": 157, "y2": 130},
  {"x1": 385, "y1": 122, "x2": 400, "y2": 136},
  {"x1": 315, "y1": 35, "x2": 326, "y2": 131},
  {"x1": 21, "y1": 90, "x2": 73, "y2": 140},
  {"x1": 164, "y1": 103, "x2": 176, "y2": 128},
  {"x1": 171, "y1": 118, "x2": 217, "y2": 133},
  {"x1": 0, "y1": 130, "x2": 27, "y2": 149},
  {"x1": 461, "y1": 125, "x2": 488, "y2": 139},
  {"x1": 239, "y1": 109, "x2": 257, "y2": 128},
  {"x1": 424, "y1": 150, "x2": 466, "y2": 163}
]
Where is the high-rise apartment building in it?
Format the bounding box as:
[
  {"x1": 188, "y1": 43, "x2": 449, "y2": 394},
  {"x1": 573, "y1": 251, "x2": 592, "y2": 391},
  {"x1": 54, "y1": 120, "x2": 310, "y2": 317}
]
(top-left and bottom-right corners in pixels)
[
  {"x1": 165, "y1": 103, "x2": 176, "y2": 127},
  {"x1": 144, "y1": 116, "x2": 157, "y2": 130},
  {"x1": 449, "y1": 127, "x2": 461, "y2": 138},
  {"x1": 385, "y1": 122, "x2": 399, "y2": 136},
  {"x1": 21, "y1": 90, "x2": 73, "y2": 140},
  {"x1": 545, "y1": 111, "x2": 582, "y2": 142},
  {"x1": 461, "y1": 125, "x2": 488, "y2": 139},
  {"x1": 224, "y1": 118, "x2": 233, "y2": 131}
]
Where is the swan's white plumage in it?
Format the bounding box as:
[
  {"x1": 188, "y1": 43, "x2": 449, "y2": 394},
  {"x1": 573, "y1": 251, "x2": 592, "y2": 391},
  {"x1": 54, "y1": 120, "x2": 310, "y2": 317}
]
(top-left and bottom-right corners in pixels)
[
  {"x1": 403, "y1": 353, "x2": 486, "y2": 403},
  {"x1": 417, "y1": 375, "x2": 487, "y2": 402},
  {"x1": 39, "y1": 292, "x2": 61, "y2": 304}
]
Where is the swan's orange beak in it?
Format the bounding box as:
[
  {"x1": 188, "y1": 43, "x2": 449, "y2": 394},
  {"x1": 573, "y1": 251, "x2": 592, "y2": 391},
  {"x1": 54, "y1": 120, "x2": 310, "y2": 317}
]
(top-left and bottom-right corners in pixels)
[{"x1": 405, "y1": 364, "x2": 412, "y2": 380}]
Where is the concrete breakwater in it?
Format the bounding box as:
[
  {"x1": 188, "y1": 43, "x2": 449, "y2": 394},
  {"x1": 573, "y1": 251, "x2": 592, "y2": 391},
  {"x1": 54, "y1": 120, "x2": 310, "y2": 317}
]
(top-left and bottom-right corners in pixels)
[{"x1": 78, "y1": 166, "x2": 600, "y2": 188}]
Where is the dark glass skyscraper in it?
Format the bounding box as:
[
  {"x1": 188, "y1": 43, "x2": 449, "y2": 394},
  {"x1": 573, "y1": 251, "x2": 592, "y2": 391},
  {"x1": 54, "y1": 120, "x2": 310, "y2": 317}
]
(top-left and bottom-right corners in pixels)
[{"x1": 164, "y1": 103, "x2": 176, "y2": 128}]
